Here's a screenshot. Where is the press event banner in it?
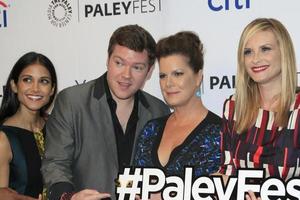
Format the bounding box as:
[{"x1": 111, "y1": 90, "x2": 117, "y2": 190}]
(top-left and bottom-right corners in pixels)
[{"x1": 1, "y1": 0, "x2": 299, "y2": 115}]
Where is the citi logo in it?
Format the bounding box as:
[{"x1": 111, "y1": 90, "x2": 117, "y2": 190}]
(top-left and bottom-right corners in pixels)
[
  {"x1": 0, "y1": 0, "x2": 8, "y2": 28},
  {"x1": 208, "y1": 0, "x2": 250, "y2": 11}
]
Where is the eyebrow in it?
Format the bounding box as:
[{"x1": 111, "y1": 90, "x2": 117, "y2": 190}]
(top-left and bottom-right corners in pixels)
[
  {"x1": 20, "y1": 74, "x2": 51, "y2": 79},
  {"x1": 245, "y1": 42, "x2": 274, "y2": 48},
  {"x1": 113, "y1": 55, "x2": 147, "y2": 66},
  {"x1": 260, "y1": 43, "x2": 273, "y2": 46}
]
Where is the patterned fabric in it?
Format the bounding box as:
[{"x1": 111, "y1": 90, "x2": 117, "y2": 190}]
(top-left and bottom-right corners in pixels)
[
  {"x1": 219, "y1": 93, "x2": 300, "y2": 181},
  {"x1": 133, "y1": 111, "x2": 221, "y2": 178},
  {"x1": 33, "y1": 129, "x2": 45, "y2": 157},
  {"x1": 33, "y1": 129, "x2": 47, "y2": 200}
]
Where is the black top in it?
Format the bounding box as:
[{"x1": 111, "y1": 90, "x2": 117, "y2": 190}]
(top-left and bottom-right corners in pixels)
[
  {"x1": 104, "y1": 75, "x2": 139, "y2": 172},
  {"x1": 134, "y1": 111, "x2": 221, "y2": 177},
  {"x1": 0, "y1": 125, "x2": 43, "y2": 198}
]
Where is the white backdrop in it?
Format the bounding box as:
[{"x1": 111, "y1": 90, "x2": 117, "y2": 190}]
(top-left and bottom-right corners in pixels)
[{"x1": 1, "y1": 0, "x2": 299, "y2": 116}]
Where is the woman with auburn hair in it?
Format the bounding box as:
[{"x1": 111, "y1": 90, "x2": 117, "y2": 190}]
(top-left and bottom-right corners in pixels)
[
  {"x1": 133, "y1": 31, "x2": 221, "y2": 200},
  {"x1": 218, "y1": 18, "x2": 299, "y2": 200},
  {"x1": 0, "y1": 52, "x2": 57, "y2": 199}
]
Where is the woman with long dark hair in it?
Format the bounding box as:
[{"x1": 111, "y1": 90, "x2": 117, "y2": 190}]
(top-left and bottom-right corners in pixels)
[{"x1": 0, "y1": 52, "x2": 57, "y2": 199}]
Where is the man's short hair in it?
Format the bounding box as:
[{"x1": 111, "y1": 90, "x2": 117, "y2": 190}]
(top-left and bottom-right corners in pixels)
[{"x1": 107, "y1": 24, "x2": 156, "y2": 67}]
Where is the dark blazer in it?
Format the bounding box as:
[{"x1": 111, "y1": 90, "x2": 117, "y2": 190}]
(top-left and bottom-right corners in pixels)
[{"x1": 41, "y1": 73, "x2": 170, "y2": 200}]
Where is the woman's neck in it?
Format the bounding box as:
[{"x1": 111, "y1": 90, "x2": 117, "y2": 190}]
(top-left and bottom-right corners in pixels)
[
  {"x1": 259, "y1": 83, "x2": 281, "y2": 111},
  {"x1": 4, "y1": 109, "x2": 44, "y2": 131},
  {"x1": 172, "y1": 98, "x2": 208, "y2": 125}
]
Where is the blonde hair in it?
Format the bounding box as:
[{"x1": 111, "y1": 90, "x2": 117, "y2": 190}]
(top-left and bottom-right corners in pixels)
[{"x1": 235, "y1": 18, "x2": 297, "y2": 133}]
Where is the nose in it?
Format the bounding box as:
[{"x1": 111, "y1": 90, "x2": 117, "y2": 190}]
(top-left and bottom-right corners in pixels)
[
  {"x1": 122, "y1": 65, "x2": 132, "y2": 79},
  {"x1": 31, "y1": 81, "x2": 40, "y2": 92},
  {"x1": 166, "y1": 76, "x2": 173, "y2": 88},
  {"x1": 252, "y1": 51, "x2": 261, "y2": 64}
]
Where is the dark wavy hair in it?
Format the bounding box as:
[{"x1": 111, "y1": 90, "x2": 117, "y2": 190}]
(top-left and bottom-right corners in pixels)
[
  {"x1": 0, "y1": 52, "x2": 57, "y2": 124},
  {"x1": 156, "y1": 31, "x2": 204, "y2": 73},
  {"x1": 107, "y1": 24, "x2": 156, "y2": 67}
]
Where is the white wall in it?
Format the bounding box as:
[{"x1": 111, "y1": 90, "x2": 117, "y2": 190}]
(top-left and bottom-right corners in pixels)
[{"x1": 1, "y1": 0, "x2": 299, "y2": 115}]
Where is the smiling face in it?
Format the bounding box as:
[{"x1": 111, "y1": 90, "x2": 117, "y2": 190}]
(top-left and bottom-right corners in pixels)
[
  {"x1": 244, "y1": 30, "x2": 282, "y2": 87},
  {"x1": 159, "y1": 54, "x2": 202, "y2": 108},
  {"x1": 11, "y1": 63, "x2": 55, "y2": 114},
  {"x1": 106, "y1": 44, "x2": 153, "y2": 102}
]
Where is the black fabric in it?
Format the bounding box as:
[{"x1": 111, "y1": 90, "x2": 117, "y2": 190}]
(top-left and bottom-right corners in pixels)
[
  {"x1": 133, "y1": 111, "x2": 222, "y2": 178},
  {"x1": 0, "y1": 126, "x2": 43, "y2": 198},
  {"x1": 104, "y1": 76, "x2": 139, "y2": 172},
  {"x1": 48, "y1": 182, "x2": 74, "y2": 200}
]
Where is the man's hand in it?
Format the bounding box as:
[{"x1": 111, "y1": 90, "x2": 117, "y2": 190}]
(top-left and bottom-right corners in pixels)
[
  {"x1": 70, "y1": 189, "x2": 110, "y2": 200},
  {"x1": 0, "y1": 187, "x2": 39, "y2": 200}
]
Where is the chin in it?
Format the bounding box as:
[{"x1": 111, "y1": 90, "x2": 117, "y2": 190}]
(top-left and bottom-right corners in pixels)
[
  {"x1": 165, "y1": 101, "x2": 178, "y2": 108},
  {"x1": 115, "y1": 94, "x2": 133, "y2": 100},
  {"x1": 26, "y1": 103, "x2": 47, "y2": 111}
]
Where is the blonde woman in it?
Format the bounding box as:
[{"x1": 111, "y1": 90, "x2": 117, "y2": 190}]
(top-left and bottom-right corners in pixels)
[{"x1": 218, "y1": 18, "x2": 299, "y2": 199}]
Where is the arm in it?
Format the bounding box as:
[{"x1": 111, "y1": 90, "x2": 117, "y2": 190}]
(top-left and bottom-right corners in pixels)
[
  {"x1": 218, "y1": 98, "x2": 237, "y2": 177},
  {"x1": 246, "y1": 191, "x2": 261, "y2": 200},
  {"x1": 0, "y1": 132, "x2": 12, "y2": 187},
  {"x1": 41, "y1": 91, "x2": 76, "y2": 200},
  {"x1": 69, "y1": 189, "x2": 110, "y2": 200},
  {"x1": 133, "y1": 121, "x2": 163, "y2": 200},
  {"x1": 213, "y1": 97, "x2": 236, "y2": 186},
  {"x1": 204, "y1": 124, "x2": 222, "y2": 175},
  {"x1": 0, "y1": 188, "x2": 40, "y2": 200},
  {"x1": 211, "y1": 172, "x2": 229, "y2": 185},
  {"x1": 132, "y1": 121, "x2": 156, "y2": 167},
  {"x1": 42, "y1": 91, "x2": 111, "y2": 200}
]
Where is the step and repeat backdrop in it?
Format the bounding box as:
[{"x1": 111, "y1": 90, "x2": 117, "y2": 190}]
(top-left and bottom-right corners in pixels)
[{"x1": 1, "y1": 0, "x2": 299, "y2": 115}]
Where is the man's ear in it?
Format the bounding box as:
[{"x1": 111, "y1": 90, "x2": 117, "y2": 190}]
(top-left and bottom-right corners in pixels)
[
  {"x1": 106, "y1": 57, "x2": 109, "y2": 70},
  {"x1": 10, "y1": 80, "x2": 18, "y2": 93},
  {"x1": 146, "y1": 65, "x2": 155, "y2": 81}
]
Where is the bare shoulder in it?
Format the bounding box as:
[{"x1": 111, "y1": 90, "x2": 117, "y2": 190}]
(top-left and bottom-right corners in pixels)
[{"x1": 0, "y1": 131, "x2": 12, "y2": 162}]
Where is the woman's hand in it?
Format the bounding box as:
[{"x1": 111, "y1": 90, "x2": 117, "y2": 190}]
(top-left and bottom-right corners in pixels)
[
  {"x1": 135, "y1": 193, "x2": 162, "y2": 200},
  {"x1": 70, "y1": 189, "x2": 110, "y2": 200},
  {"x1": 245, "y1": 191, "x2": 261, "y2": 200}
]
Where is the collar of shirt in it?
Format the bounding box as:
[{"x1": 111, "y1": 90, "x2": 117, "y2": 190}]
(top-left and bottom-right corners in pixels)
[{"x1": 103, "y1": 74, "x2": 139, "y2": 170}]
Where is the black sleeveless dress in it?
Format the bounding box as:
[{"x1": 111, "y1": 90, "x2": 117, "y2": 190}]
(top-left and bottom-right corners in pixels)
[{"x1": 0, "y1": 125, "x2": 43, "y2": 198}]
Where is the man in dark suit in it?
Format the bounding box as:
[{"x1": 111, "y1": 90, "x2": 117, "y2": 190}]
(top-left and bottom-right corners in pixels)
[{"x1": 41, "y1": 25, "x2": 170, "y2": 200}]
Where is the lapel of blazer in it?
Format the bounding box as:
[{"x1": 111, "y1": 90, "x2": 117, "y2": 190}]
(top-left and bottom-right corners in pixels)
[
  {"x1": 97, "y1": 97, "x2": 119, "y2": 167},
  {"x1": 93, "y1": 74, "x2": 119, "y2": 167}
]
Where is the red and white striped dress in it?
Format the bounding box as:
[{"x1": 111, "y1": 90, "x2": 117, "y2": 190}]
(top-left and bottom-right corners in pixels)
[{"x1": 219, "y1": 93, "x2": 300, "y2": 181}]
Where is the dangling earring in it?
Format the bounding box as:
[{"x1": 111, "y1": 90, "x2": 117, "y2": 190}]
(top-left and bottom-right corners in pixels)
[{"x1": 196, "y1": 88, "x2": 201, "y2": 97}]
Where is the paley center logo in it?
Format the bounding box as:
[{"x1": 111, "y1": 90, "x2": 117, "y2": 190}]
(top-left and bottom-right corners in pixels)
[
  {"x1": 83, "y1": 0, "x2": 161, "y2": 18},
  {"x1": 0, "y1": 0, "x2": 9, "y2": 28},
  {"x1": 47, "y1": 0, "x2": 72, "y2": 28}
]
